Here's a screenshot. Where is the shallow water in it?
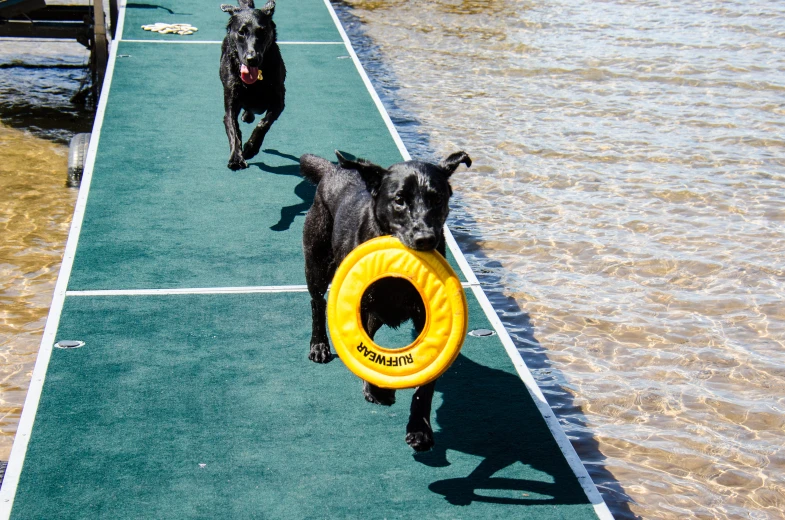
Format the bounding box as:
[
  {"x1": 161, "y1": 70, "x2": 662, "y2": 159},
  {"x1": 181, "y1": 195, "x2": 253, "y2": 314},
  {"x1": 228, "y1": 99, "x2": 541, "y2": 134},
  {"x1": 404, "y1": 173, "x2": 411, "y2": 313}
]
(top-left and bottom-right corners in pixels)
[
  {"x1": 1, "y1": 2, "x2": 784, "y2": 518},
  {"x1": 0, "y1": 39, "x2": 89, "y2": 459},
  {"x1": 333, "y1": 1, "x2": 785, "y2": 518}
]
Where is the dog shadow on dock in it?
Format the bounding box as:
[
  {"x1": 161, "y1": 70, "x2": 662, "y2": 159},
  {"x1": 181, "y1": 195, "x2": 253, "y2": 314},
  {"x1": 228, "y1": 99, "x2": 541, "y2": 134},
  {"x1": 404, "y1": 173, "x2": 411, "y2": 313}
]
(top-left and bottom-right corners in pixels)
[
  {"x1": 250, "y1": 149, "x2": 315, "y2": 232},
  {"x1": 126, "y1": 3, "x2": 198, "y2": 17},
  {"x1": 417, "y1": 351, "x2": 589, "y2": 507},
  {"x1": 126, "y1": 3, "x2": 180, "y2": 15}
]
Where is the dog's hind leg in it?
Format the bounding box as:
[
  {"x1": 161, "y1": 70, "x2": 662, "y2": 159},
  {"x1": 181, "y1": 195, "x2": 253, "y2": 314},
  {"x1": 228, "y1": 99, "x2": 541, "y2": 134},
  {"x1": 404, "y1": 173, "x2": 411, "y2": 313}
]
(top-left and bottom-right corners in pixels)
[
  {"x1": 242, "y1": 104, "x2": 283, "y2": 160},
  {"x1": 304, "y1": 198, "x2": 334, "y2": 363},
  {"x1": 406, "y1": 381, "x2": 436, "y2": 451},
  {"x1": 363, "y1": 381, "x2": 396, "y2": 406},
  {"x1": 405, "y1": 306, "x2": 435, "y2": 451},
  {"x1": 361, "y1": 313, "x2": 397, "y2": 406}
]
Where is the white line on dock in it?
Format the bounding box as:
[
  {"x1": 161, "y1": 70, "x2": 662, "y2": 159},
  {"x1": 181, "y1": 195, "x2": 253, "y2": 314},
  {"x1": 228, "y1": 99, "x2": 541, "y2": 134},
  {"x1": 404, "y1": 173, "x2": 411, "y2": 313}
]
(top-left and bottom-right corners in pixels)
[
  {"x1": 278, "y1": 41, "x2": 345, "y2": 45},
  {"x1": 66, "y1": 285, "x2": 311, "y2": 296},
  {"x1": 120, "y1": 40, "x2": 344, "y2": 45},
  {"x1": 64, "y1": 280, "x2": 480, "y2": 297},
  {"x1": 65, "y1": 285, "x2": 308, "y2": 296}
]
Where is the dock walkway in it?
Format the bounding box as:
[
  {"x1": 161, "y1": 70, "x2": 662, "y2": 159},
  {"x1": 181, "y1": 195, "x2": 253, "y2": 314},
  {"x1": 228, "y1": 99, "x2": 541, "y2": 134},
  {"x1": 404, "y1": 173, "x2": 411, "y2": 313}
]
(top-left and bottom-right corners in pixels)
[{"x1": 0, "y1": 1, "x2": 612, "y2": 518}]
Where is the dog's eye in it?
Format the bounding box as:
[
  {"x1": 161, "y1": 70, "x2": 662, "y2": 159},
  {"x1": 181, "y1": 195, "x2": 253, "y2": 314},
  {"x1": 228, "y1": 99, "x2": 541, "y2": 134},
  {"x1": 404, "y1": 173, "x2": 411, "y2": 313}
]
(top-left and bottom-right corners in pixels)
[{"x1": 394, "y1": 194, "x2": 405, "y2": 206}]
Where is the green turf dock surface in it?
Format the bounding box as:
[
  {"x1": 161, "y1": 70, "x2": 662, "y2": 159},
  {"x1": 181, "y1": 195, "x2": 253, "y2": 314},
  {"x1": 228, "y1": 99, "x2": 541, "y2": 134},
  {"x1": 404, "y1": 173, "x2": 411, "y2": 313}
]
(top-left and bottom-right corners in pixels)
[{"x1": 0, "y1": 1, "x2": 612, "y2": 518}]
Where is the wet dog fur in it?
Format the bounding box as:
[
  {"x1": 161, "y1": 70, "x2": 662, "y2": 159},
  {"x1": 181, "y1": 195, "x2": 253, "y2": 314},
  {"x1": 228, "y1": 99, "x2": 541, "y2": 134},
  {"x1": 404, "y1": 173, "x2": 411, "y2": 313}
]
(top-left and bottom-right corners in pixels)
[
  {"x1": 220, "y1": 0, "x2": 286, "y2": 170},
  {"x1": 301, "y1": 150, "x2": 471, "y2": 451}
]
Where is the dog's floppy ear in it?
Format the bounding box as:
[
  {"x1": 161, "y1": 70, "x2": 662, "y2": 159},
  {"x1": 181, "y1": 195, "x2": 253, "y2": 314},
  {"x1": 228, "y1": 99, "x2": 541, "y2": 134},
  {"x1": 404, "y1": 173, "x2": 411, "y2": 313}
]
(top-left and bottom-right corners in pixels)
[
  {"x1": 259, "y1": 0, "x2": 275, "y2": 15},
  {"x1": 439, "y1": 151, "x2": 472, "y2": 176},
  {"x1": 335, "y1": 150, "x2": 387, "y2": 196},
  {"x1": 220, "y1": 4, "x2": 237, "y2": 14}
]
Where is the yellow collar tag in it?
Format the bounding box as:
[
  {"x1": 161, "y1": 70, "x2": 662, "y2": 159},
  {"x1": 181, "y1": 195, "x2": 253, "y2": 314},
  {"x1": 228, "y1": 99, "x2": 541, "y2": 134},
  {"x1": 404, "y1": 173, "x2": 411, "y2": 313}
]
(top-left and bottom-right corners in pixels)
[{"x1": 257, "y1": 69, "x2": 264, "y2": 81}]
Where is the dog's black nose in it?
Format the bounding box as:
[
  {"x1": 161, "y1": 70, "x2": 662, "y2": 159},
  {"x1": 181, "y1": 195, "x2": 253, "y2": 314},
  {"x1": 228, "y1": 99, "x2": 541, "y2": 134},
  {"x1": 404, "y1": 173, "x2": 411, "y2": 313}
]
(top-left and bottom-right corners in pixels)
[
  {"x1": 412, "y1": 233, "x2": 437, "y2": 250},
  {"x1": 245, "y1": 52, "x2": 258, "y2": 65}
]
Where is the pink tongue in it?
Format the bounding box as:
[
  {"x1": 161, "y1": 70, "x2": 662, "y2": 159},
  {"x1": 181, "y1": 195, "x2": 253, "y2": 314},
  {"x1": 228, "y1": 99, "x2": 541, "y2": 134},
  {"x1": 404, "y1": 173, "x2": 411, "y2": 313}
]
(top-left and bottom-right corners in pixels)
[{"x1": 240, "y1": 64, "x2": 259, "y2": 84}]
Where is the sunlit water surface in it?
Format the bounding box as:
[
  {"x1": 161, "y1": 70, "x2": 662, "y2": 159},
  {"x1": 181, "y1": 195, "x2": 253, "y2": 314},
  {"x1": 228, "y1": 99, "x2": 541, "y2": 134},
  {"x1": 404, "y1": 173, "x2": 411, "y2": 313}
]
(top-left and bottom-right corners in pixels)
[{"x1": 333, "y1": 1, "x2": 785, "y2": 518}]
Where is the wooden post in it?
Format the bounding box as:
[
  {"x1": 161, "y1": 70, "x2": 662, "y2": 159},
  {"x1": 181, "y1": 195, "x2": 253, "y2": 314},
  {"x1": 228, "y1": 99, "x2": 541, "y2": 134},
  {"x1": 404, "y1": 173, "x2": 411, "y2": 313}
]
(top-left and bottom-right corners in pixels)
[
  {"x1": 109, "y1": 0, "x2": 119, "y2": 39},
  {"x1": 92, "y1": 0, "x2": 108, "y2": 100}
]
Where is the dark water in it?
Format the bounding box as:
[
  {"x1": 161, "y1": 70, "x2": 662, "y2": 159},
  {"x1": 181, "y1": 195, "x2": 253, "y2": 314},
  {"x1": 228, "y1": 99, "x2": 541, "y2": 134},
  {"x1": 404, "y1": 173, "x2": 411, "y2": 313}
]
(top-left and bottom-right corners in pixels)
[
  {"x1": 0, "y1": 41, "x2": 93, "y2": 143},
  {"x1": 332, "y1": 1, "x2": 785, "y2": 519}
]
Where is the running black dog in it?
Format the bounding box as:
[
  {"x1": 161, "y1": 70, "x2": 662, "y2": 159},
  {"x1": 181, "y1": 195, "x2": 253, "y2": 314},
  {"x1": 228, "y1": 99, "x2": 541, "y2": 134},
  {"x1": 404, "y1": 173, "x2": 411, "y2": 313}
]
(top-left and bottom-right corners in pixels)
[
  {"x1": 220, "y1": 0, "x2": 286, "y2": 170},
  {"x1": 301, "y1": 150, "x2": 471, "y2": 451}
]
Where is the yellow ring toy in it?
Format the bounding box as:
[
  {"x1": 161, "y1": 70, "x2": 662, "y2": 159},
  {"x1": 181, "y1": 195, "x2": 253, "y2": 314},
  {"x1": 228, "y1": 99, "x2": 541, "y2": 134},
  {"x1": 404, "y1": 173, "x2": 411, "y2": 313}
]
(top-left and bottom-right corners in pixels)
[{"x1": 327, "y1": 236, "x2": 468, "y2": 389}]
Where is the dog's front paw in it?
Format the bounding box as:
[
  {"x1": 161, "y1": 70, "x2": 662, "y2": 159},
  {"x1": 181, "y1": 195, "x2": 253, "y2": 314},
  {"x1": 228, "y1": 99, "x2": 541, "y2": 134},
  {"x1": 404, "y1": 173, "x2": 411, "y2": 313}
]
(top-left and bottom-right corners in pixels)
[
  {"x1": 363, "y1": 381, "x2": 396, "y2": 406},
  {"x1": 228, "y1": 154, "x2": 248, "y2": 170},
  {"x1": 406, "y1": 420, "x2": 434, "y2": 452},
  {"x1": 241, "y1": 110, "x2": 254, "y2": 124},
  {"x1": 242, "y1": 141, "x2": 260, "y2": 161},
  {"x1": 309, "y1": 342, "x2": 332, "y2": 363}
]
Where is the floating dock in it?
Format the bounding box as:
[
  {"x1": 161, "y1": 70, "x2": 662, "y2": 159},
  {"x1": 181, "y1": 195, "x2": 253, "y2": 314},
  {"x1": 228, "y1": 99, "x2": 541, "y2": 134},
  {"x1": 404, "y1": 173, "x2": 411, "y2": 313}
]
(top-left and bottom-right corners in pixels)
[{"x1": 0, "y1": 1, "x2": 612, "y2": 517}]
